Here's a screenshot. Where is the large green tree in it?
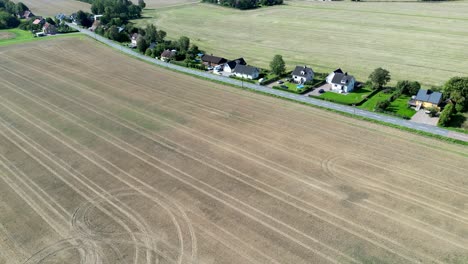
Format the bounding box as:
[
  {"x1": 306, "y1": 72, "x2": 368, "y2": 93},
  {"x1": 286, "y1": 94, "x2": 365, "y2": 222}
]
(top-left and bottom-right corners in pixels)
[
  {"x1": 270, "y1": 54, "x2": 286, "y2": 76},
  {"x1": 438, "y1": 103, "x2": 455, "y2": 127},
  {"x1": 395, "y1": 80, "x2": 421, "y2": 96},
  {"x1": 443, "y1": 77, "x2": 468, "y2": 112},
  {"x1": 369, "y1": 67, "x2": 391, "y2": 90},
  {"x1": 0, "y1": 10, "x2": 19, "y2": 29}
]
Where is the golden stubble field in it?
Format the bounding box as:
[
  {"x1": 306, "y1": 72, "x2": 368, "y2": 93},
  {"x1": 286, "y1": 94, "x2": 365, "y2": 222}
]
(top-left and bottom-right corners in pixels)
[{"x1": 0, "y1": 38, "x2": 467, "y2": 264}]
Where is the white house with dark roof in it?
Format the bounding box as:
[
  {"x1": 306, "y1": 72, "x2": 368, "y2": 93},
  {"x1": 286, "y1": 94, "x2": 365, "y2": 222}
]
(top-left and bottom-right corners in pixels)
[
  {"x1": 326, "y1": 68, "x2": 343, "y2": 83},
  {"x1": 326, "y1": 69, "x2": 355, "y2": 93},
  {"x1": 233, "y1": 64, "x2": 259, "y2": 80},
  {"x1": 292, "y1": 66, "x2": 314, "y2": 84},
  {"x1": 223, "y1": 58, "x2": 247, "y2": 73}
]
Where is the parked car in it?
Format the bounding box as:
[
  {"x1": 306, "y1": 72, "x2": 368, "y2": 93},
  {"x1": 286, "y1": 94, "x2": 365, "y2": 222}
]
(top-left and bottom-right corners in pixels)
[
  {"x1": 277, "y1": 80, "x2": 284, "y2": 84},
  {"x1": 319, "y1": 89, "x2": 325, "y2": 94},
  {"x1": 280, "y1": 85, "x2": 288, "y2": 89},
  {"x1": 207, "y1": 66, "x2": 214, "y2": 71}
]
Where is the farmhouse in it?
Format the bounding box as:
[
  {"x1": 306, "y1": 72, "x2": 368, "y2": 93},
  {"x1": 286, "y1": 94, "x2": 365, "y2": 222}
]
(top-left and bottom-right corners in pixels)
[
  {"x1": 224, "y1": 58, "x2": 247, "y2": 73},
  {"x1": 327, "y1": 70, "x2": 355, "y2": 93},
  {"x1": 161, "y1": 49, "x2": 177, "y2": 62},
  {"x1": 232, "y1": 64, "x2": 260, "y2": 80},
  {"x1": 43, "y1": 23, "x2": 57, "y2": 35},
  {"x1": 409, "y1": 89, "x2": 443, "y2": 110},
  {"x1": 292, "y1": 66, "x2": 314, "y2": 84},
  {"x1": 201, "y1": 54, "x2": 227, "y2": 67}
]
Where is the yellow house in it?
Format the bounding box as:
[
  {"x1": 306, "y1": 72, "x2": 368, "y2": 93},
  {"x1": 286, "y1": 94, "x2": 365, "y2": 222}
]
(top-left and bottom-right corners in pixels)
[{"x1": 410, "y1": 89, "x2": 443, "y2": 110}]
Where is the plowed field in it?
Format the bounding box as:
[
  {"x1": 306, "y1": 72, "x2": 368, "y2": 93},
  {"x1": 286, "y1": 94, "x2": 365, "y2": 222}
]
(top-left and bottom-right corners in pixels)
[{"x1": 1, "y1": 38, "x2": 467, "y2": 264}]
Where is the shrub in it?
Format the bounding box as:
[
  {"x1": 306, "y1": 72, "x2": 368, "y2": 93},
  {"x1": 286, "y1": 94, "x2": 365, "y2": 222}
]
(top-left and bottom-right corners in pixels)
[
  {"x1": 438, "y1": 103, "x2": 455, "y2": 127},
  {"x1": 375, "y1": 100, "x2": 390, "y2": 112}
]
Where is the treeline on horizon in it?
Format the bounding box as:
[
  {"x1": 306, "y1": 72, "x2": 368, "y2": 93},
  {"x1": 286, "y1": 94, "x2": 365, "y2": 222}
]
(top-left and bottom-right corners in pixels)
[{"x1": 201, "y1": 0, "x2": 283, "y2": 10}]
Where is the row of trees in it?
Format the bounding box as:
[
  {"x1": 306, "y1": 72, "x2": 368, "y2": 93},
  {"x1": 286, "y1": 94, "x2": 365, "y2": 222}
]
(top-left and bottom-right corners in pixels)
[
  {"x1": 202, "y1": 0, "x2": 283, "y2": 10},
  {"x1": 75, "y1": 0, "x2": 143, "y2": 24},
  {"x1": 0, "y1": 0, "x2": 29, "y2": 29}
]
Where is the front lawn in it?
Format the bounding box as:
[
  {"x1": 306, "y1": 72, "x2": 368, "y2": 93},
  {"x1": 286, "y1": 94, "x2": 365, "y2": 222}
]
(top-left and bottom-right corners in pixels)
[
  {"x1": 359, "y1": 91, "x2": 392, "y2": 111},
  {"x1": 387, "y1": 95, "x2": 416, "y2": 118},
  {"x1": 319, "y1": 87, "x2": 373, "y2": 105}
]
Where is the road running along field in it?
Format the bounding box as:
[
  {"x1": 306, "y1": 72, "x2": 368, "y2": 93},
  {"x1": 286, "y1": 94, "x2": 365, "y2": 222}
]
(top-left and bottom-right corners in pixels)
[
  {"x1": 135, "y1": 0, "x2": 468, "y2": 86},
  {"x1": 1, "y1": 37, "x2": 468, "y2": 264}
]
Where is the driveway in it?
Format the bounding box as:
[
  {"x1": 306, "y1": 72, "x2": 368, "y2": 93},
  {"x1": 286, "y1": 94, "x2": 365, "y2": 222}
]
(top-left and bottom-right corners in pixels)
[
  {"x1": 305, "y1": 83, "x2": 331, "y2": 97},
  {"x1": 411, "y1": 110, "x2": 439, "y2": 126}
]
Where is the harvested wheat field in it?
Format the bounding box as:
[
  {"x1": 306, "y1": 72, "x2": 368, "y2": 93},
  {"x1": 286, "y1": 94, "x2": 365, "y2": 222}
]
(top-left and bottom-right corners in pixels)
[
  {"x1": 13, "y1": 0, "x2": 90, "y2": 16},
  {"x1": 0, "y1": 37, "x2": 468, "y2": 264}
]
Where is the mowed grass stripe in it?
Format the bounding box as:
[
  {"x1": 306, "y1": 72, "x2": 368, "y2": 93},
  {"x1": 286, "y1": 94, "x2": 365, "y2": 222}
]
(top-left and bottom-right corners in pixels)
[{"x1": 0, "y1": 54, "x2": 464, "y2": 262}]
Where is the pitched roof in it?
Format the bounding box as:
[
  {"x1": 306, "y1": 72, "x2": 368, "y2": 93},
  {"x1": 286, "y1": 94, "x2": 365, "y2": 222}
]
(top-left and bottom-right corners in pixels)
[
  {"x1": 233, "y1": 64, "x2": 258, "y2": 76},
  {"x1": 226, "y1": 58, "x2": 247, "y2": 69},
  {"x1": 415, "y1": 89, "x2": 443, "y2": 105},
  {"x1": 131, "y1": 33, "x2": 139, "y2": 40},
  {"x1": 201, "y1": 54, "x2": 227, "y2": 64},
  {"x1": 148, "y1": 42, "x2": 157, "y2": 49},
  {"x1": 292, "y1": 66, "x2": 313, "y2": 77},
  {"x1": 331, "y1": 73, "x2": 355, "y2": 85},
  {"x1": 161, "y1": 49, "x2": 176, "y2": 58},
  {"x1": 333, "y1": 68, "x2": 343, "y2": 74},
  {"x1": 22, "y1": 10, "x2": 34, "y2": 18},
  {"x1": 32, "y1": 18, "x2": 43, "y2": 25}
]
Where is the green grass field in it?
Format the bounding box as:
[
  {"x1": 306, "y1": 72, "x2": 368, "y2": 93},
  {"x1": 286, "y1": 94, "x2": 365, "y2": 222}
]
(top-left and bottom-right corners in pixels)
[
  {"x1": 387, "y1": 95, "x2": 416, "y2": 118},
  {"x1": 318, "y1": 87, "x2": 373, "y2": 105},
  {"x1": 0, "y1": 29, "x2": 35, "y2": 46},
  {"x1": 134, "y1": 0, "x2": 468, "y2": 86},
  {"x1": 0, "y1": 29, "x2": 81, "y2": 47},
  {"x1": 359, "y1": 91, "x2": 392, "y2": 111}
]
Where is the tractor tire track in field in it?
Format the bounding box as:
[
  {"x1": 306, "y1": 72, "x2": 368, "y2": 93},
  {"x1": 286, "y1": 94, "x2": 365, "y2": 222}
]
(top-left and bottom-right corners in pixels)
[
  {"x1": 0, "y1": 59, "x2": 468, "y2": 241},
  {"x1": 0, "y1": 78, "x2": 358, "y2": 263},
  {"x1": 14, "y1": 49, "x2": 468, "y2": 194},
  {"x1": 1, "y1": 57, "x2": 466, "y2": 222},
  {"x1": 0, "y1": 118, "x2": 190, "y2": 264},
  {"x1": 1, "y1": 41, "x2": 467, "y2": 263},
  {"x1": 0, "y1": 68, "x2": 452, "y2": 264},
  {"x1": 27, "y1": 46, "x2": 468, "y2": 176}
]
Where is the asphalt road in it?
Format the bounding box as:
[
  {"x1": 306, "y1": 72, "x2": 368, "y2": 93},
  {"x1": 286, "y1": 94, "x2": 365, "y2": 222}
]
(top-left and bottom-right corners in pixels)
[{"x1": 67, "y1": 23, "x2": 468, "y2": 142}]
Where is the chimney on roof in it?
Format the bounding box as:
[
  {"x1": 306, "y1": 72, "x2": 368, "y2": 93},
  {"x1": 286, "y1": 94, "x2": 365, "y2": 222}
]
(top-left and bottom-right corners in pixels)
[{"x1": 345, "y1": 72, "x2": 348, "y2": 76}]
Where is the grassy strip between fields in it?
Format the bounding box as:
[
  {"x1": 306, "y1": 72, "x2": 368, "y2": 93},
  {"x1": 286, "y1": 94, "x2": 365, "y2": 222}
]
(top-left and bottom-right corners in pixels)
[
  {"x1": 87, "y1": 37, "x2": 468, "y2": 147},
  {"x1": 0, "y1": 29, "x2": 81, "y2": 47}
]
